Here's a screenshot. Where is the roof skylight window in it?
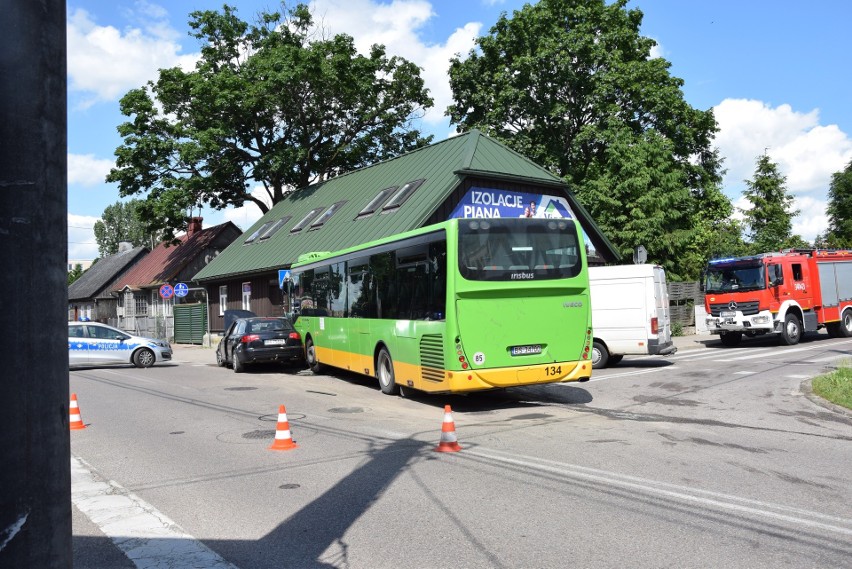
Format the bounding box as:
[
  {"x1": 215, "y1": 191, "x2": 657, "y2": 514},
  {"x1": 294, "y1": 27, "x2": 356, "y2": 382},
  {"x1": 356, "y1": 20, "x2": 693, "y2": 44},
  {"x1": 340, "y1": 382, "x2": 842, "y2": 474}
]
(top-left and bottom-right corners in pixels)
[
  {"x1": 310, "y1": 201, "x2": 347, "y2": 229},
  {"x1": 355, "y1": 186, "x2": 398, "y2": 219},
  {"x1": 243, "y1": 221, "x2": 273, "y2": 244},
  {"x1": 382, "y1": 179, "x2": 425, "y2": 211},
  {"x1": 258, "y1": 216, "x2": 291, "y2": 241},
  {"x1": 289, "y1": 207, "x2": 325, "y2": 233}
]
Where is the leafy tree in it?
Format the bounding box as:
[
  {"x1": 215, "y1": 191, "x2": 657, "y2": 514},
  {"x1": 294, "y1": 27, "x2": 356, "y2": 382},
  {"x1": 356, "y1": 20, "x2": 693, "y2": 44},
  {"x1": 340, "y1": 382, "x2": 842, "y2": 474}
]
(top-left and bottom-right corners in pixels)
[
  {"x1": 741, "y1": 154, "x2": 803, "y2": 252},
  {"x1": 824, "y1": 159, "x2": 852, "y2": 248},
  {"x1": 107, "y1": 3, "x2": 433, "y2": 242},
  {"x1": 67, "y1": 263, "x2": 84, "y2": 286},
  {"x1": 93, "y1": 199, "x2": 156, "y2": 256},
  {"x1": 447, "y1": 0, "x2": 727, "y2": 280}
]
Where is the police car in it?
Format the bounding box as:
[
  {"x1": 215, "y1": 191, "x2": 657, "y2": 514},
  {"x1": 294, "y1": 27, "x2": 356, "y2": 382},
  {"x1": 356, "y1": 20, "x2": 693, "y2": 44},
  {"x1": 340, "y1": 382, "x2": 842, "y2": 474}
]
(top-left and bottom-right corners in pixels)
[{"x1": 68, "y1": 322, "x2": 172, "y2": 368}]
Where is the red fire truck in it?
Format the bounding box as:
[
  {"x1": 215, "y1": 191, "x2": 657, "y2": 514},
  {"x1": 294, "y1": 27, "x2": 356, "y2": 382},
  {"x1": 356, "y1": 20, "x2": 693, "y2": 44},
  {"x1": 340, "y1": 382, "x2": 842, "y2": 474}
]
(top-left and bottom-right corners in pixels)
[{"x1": 704, "y1": 249, "x2": 852, "y2": 346}]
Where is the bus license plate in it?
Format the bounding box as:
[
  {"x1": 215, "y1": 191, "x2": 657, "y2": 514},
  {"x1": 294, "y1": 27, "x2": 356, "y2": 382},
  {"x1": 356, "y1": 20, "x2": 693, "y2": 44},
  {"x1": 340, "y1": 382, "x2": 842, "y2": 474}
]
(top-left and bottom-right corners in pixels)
[
  {"x1": 265, "y1": 339, "x2": 286, "y2": 346},
  {"x1": 720, "y1": 311, "x2": 736, "y2": 318},
  {"x1": 511, "y1": 344, "x2": 542, "y2": 356}
]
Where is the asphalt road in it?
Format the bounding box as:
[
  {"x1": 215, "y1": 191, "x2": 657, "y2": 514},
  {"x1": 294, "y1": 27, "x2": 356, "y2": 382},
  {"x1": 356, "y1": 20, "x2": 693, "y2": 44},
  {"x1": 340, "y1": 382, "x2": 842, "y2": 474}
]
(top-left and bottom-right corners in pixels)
[{"x1": 70, "y1": 332, "x2": 852, "y2": 568}]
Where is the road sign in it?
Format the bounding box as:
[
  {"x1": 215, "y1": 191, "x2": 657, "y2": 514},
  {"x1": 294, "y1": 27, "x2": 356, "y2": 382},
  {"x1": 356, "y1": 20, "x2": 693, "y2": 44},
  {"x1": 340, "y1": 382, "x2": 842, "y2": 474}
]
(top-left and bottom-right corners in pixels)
[
  {"x1": 159, "y1": 284, "x2": 174, "y2": 299},
  {"x1": 278, "y1": 269, "x2": 291, "y2": 289},
  {"x1": 174, "y1": 282, "x2": 189, "y2": 297}
]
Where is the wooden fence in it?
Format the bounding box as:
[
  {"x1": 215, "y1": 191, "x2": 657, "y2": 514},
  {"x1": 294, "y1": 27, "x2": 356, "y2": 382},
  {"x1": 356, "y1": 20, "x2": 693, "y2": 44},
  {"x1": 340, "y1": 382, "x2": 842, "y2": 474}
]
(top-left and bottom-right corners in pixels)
[{"x1": 668, "y1": 281, "x2": 702, "y2": 328}]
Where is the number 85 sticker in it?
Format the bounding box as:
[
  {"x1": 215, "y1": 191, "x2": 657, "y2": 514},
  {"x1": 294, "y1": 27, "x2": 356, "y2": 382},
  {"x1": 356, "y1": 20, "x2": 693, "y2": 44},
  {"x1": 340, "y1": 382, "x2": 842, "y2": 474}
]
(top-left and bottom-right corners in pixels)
[{"x1": 473, "y1": 352, "x2": 485, "y2": 365}]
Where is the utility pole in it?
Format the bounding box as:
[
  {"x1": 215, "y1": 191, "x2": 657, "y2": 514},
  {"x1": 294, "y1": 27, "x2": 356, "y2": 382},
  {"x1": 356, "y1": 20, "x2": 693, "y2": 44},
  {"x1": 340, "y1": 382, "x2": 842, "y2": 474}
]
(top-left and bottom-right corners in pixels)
[{"x1": 0, "y1": 1, "x2": 71, "y2": 567}]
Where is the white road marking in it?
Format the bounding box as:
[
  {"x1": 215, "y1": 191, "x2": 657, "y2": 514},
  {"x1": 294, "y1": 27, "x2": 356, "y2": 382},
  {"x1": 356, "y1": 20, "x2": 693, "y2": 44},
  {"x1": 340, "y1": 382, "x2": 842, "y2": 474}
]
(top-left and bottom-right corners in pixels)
[
  {"x1": 733, "y1": 371, "x2": 756, "y2": 375},
  {"x1": 71, "y1": 455, "x2": 238, "y2": 569},
  {"x1": 466, "y1": 448, "x2": 852, "y2": 536},
  {"x1": 588, "y1": 368, "x2": 667, "y2": 381}
]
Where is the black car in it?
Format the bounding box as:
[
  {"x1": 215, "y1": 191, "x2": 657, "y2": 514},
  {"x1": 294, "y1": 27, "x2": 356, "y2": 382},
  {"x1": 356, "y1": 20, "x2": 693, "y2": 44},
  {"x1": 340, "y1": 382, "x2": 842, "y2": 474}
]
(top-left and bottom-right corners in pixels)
[{"x1": 216, "y1": 317, "x2": 305, "y2": 372}]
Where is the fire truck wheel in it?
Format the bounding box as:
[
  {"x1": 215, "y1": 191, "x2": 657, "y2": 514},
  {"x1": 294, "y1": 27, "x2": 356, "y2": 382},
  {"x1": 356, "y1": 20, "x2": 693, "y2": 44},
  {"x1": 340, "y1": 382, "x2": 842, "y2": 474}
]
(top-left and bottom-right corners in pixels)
[
  {"x1": 840, "y1": 310, "x2": 852, "y2": 338},
  {"x1": 780, "y1": 313, "x2": 802, "y2": 345},
  {"x1": 720, "y1": 332, "x2": 742, "y2": 347}
]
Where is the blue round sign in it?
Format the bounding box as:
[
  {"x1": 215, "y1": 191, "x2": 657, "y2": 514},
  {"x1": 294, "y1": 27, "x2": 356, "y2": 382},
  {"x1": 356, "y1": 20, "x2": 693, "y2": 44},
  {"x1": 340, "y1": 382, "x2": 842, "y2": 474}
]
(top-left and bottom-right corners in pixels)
[
  {"x1": 174, "y1": 282, "x2": 189, "y2": 298},
  {"x1": 159, "y1": 284, "x2": 174, "y2": 299}
]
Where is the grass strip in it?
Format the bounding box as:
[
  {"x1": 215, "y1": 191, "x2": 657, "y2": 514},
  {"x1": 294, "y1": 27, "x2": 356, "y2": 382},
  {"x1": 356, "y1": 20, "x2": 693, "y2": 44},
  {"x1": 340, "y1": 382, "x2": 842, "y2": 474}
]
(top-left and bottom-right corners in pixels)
[{"x1": 812, "y1": 362, "x2": 852, "y2": 410}]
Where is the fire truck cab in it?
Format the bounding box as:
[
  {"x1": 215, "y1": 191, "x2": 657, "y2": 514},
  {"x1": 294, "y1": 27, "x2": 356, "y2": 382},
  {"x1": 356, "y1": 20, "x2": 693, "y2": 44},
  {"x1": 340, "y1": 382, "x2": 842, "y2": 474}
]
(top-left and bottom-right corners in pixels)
[{"x1": 704, "y1": 249, "x2": 852, "y2": 346}]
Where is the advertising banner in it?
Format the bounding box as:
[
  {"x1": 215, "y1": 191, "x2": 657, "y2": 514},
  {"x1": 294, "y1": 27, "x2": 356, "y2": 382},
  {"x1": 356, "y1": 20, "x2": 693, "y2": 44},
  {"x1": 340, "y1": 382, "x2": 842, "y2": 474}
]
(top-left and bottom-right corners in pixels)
[{"x1": 449, "y1": 187, "x2": 575, "y2": 220}]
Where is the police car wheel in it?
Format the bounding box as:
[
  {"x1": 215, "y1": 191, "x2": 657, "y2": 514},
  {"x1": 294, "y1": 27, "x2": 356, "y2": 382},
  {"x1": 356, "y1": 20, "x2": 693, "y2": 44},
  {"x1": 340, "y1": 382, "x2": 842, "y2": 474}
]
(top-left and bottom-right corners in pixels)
[{"x1": 133, "y1": 348, "x2": 155, "y2": 368}]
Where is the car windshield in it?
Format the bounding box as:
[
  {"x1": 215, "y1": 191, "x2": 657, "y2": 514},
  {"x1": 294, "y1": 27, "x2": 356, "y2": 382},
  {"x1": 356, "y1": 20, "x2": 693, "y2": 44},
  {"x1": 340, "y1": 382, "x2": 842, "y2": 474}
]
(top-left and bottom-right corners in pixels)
[{"x1": 705, "y1": 263, "x2": 765, "y2": 293}]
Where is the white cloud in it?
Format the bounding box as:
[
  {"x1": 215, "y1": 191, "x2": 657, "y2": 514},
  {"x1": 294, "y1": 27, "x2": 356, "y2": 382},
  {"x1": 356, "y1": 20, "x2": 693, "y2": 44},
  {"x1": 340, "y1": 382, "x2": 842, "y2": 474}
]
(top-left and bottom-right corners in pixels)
[
  {"x1": 309, "y1": 0, "x2": 481, "y2": 125},
  {"x1": 68, "y1": 213, "x2": 100, "y2": 260},
  {"x1": 67, "y1": 7, "x2": 197, "y2": 107},
  {"x1": 714, "y1": 98, "x2": 852, "y2": 242},
  {"x1": 68, "y1": 153, "x2": 114, "y2": 186},
  {"x1": 215, "y1": 185, "x2": 272, "y2": 231}
]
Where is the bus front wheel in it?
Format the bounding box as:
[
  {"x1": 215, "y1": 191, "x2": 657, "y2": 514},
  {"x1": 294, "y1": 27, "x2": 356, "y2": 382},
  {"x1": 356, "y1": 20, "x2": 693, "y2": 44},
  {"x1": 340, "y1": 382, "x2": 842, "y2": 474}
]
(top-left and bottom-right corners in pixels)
[
  {"x1": 306, "y1": 337, "x2": 325, "y2": 374},
  {"x1": 376, "y1": 347, "x2": 400, "y2": 395}
]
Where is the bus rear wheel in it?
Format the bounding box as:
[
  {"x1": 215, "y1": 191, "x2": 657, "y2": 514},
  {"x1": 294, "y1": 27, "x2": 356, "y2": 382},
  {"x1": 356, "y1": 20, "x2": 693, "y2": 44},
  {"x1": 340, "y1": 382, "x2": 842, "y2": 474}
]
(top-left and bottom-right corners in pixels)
[
  {"x1": 376, "y1": 347, "x2": 399, "y2": 395},
  {"x1": 306, "y1": 337, "x2": 325, "y2": 374}
]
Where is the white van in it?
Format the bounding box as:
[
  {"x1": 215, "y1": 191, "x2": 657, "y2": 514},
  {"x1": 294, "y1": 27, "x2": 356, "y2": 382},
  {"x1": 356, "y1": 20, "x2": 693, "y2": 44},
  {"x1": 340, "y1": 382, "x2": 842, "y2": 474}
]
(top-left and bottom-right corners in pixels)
[{"x1": 588, "y1": 264, "x2": 676, "y2": 368}]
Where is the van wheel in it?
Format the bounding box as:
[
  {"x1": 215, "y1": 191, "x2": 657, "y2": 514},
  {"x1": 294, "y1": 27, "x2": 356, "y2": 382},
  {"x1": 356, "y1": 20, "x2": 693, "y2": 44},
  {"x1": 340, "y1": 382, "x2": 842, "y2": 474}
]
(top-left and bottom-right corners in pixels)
[
  {"x1": 591, "y1": 341, "x2": 609, "y2": 369},
  {"x1": 306, "y1": 337, "x2": 325, "y2": 374},
  {"x1": 839, "y1": 310, "x2": 852, "y2": 338},
  {"x1": 779, "y1": 313, "x2": 802, "y2": 345},
  {"x1": 376, "y1": 347, "x2": 399, "y2": 395},
  {"x1": 720, "y1": 332, "x2": 742, "y2": 347}
]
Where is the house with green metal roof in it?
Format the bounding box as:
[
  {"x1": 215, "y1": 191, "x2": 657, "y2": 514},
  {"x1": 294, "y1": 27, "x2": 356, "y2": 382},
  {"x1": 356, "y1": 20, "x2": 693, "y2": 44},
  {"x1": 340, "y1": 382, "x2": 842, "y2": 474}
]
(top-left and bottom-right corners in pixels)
[{"x1": 193, "y1": 129, "x2": 618, "y2": 333}]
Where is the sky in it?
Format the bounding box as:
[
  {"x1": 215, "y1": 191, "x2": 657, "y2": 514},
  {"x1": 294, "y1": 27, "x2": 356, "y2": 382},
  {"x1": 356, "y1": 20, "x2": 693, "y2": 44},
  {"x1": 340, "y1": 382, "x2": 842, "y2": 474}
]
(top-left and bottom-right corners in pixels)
[{"x1": 67, "y1": 0, "x2": 852, "y2": 261}]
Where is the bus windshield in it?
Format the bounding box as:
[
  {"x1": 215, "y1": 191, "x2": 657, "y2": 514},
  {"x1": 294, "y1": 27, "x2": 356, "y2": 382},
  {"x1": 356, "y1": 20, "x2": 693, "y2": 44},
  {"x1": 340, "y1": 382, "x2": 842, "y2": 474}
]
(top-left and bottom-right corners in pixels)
[
  {"x1": 458, "y1": 218, "x2": 581, "y2": 281},
  {"x1": 705, "y1": 263, "x2": 765, "y2": 293}
]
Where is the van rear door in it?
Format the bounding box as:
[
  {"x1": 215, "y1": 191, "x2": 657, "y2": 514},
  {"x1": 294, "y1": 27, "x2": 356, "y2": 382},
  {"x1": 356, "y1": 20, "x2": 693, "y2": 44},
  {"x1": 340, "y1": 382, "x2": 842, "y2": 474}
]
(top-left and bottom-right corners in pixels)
[{"x1": 653, "y1": 266, "x2": 672, "y2": 344}]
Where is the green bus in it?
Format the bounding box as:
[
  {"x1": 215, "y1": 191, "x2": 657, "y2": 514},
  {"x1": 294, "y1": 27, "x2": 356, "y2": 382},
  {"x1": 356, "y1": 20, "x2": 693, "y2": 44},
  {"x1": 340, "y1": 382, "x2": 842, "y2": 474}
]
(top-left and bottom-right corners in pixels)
[{"x1": 287, "y1": 217, "x2": 593, "y2": 395}]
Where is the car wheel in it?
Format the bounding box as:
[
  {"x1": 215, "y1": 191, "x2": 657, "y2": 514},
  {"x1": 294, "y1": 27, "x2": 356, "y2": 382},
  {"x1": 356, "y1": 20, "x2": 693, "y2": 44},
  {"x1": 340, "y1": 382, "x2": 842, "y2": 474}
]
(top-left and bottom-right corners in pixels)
[
  {"x1": 306, "y1": 337, "x2": 325, "y2": 374},
  {"x1": 839, "y1": 309, "x2": 852, "y2": 338},
  {"x1": 233, "y1": 353, "x2": 245, "y2": 373},
  {"x1": 216, "y1": 348, "x2": 225, "y2": 367},
  {"x1": 720, "y1": 332, "x2": 742, "y2": 347},
  {"x1": 133, "y1": 348, "x2": 155, "y2": 368},
  {"x1": 591, "y1": 340, "x2": 608, "y2": 369},
  {"x1": 779, "y1": 313, "x2": 802, "y2": 345},
  {"x1": 376, "y1": 347, "x2": 399, "y2": 395}
]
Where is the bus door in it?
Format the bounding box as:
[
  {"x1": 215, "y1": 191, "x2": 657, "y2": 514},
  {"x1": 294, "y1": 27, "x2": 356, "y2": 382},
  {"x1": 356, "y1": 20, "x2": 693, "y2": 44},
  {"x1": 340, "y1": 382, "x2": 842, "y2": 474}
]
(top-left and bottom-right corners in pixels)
[{"x1": 347, "y1": 260, "x2": 374, "y2": 375}]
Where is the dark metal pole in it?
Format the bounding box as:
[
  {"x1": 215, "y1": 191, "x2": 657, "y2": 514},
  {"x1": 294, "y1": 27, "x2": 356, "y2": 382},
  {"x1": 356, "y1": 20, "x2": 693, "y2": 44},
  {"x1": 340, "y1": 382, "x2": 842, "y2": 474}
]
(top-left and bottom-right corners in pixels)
[{"x1": 0, "y1": 0, "x2": 70, "y2": 567}]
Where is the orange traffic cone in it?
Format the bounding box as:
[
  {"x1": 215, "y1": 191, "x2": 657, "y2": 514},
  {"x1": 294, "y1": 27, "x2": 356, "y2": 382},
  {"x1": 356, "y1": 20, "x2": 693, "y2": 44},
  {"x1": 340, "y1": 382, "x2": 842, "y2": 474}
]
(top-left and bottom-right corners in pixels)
[
  {"x1": 434, "y1": 404, "x2": 461, "y2": 452},
  {"x1": 269, "y1": 405, "x2": 298, "y2": 451},
  {"x1": 69, "y1": 393, "x2": 86, "y2": 430}
]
